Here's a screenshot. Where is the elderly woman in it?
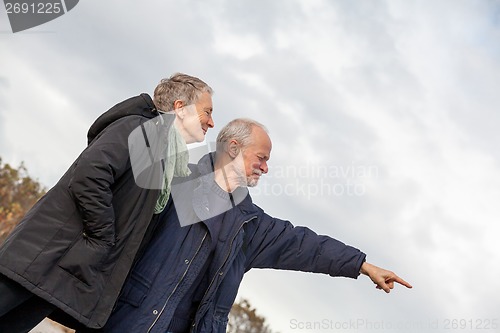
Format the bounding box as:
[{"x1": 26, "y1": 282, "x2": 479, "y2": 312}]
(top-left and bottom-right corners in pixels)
[{"x1": 0, "y1": 73, "x2": 214, "y2": 333}]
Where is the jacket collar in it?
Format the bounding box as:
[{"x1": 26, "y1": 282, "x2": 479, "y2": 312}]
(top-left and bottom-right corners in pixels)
[{"x1": 192, "y1": 152, "x2": 257, "y2": 218}]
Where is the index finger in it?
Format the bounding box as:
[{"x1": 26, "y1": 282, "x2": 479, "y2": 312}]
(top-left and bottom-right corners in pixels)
[{"x1": 392, "y1": 275, "x2": 413, "y2": 289}]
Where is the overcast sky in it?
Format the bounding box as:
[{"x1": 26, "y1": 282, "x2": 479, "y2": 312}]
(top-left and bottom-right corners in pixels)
[{"x1": 1, "y1": 1, "x2": 499, "y2": 332}]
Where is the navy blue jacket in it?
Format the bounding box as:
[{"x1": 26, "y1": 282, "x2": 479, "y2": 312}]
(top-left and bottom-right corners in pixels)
[{"x1": 103, "y1": 153, "x2": 367, "y2": 333}]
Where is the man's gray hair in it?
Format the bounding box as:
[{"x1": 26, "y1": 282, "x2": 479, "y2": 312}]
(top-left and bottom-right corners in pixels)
[
  {"x1": 216, "y1": 118, "x2": 268, "y2": 151},
  {"x1": 153, "y1": 73, "x2": 213, "y2": 112}
]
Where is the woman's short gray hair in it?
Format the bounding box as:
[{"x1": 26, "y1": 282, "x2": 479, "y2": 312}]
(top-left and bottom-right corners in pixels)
[
  {"x1": 153, "y1": 73, "x2": 213, "y2": 111},
  {"x1": 216, "y1": 118, "x2": 268, "y2": 151}
]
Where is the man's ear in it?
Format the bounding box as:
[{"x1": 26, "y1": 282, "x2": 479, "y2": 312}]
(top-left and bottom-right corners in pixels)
[{"x1": 228, "y1": 140, "x2": 240, "y2": 158}]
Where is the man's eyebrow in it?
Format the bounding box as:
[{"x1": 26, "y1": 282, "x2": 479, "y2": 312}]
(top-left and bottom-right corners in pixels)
[{"x1": 257, "y1": 153, "x2": 270, "y2": 160}]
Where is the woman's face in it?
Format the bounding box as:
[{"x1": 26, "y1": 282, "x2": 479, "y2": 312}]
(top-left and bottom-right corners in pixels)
[{"x1": 178, "y1": 91, "x2": 214, "y2": 144}]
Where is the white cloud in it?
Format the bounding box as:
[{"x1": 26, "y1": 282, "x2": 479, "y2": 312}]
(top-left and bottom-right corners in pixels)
[
  {"x1": 1, "y1": 1, "x2": 500, "y2": 332},
  {"x1": 213, "y1": 24, "x2": 265, "y2": 60}
]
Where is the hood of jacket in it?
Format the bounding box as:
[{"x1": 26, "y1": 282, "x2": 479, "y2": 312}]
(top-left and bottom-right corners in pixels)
[{"x1": 87, "y1": 93, "x2": 158, "y2": 144}]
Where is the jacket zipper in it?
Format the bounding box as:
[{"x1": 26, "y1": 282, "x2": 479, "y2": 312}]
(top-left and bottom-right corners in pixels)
[
  {"x1": 190, "y1": 216, "x2": 257, "y2": 332},
  {"x1": 147, "y1": 231, "x2": 208, "y2": 333}
]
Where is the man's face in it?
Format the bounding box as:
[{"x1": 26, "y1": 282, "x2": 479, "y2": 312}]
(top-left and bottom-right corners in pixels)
[
  {"x1": 241, "y1": 126, "x2": 272, "y2": 187},
  {"x1": 182, "y1": 91, "x2": 214, "y2": 143}
]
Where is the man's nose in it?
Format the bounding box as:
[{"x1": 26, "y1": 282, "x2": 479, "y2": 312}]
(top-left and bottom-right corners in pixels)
[{"x1": 261, "y1": 161, "x2": 268, "y2": 174}]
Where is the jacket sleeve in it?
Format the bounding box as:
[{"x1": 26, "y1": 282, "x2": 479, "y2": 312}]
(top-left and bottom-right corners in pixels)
[
  {"x1": 244, "y1": 208, "x2": 366, "y2": 279},
  {"x1": 69, "y1": 117, "x2": 140, "y2": 245}
]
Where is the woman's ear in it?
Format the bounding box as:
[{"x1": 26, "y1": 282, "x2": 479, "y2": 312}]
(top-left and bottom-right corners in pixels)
[{"x1": 173, "y1": 100, "x2": 185, "y2": 118}]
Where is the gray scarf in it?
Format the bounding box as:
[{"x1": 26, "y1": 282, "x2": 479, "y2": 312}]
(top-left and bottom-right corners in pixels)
[{"x1": 154, "y1": 124, "x2": 191, "y2": 214}]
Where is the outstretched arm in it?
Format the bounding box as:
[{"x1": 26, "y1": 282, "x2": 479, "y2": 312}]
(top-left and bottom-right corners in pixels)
[
  {"x1": 244, "y1": 211, "x2": 366, "y2": 278},
  {"x1": 360, "y1": 262, "x2": 413, "y2": 293}
]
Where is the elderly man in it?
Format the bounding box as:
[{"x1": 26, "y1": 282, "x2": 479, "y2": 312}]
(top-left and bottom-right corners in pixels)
[{"x1": 97, "y1": 118, "x2": 412, "y2": 333}]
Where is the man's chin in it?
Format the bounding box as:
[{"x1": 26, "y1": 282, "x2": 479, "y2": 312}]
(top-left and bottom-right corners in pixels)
[{"x1": 246, "y1": 177, "x2": 260, "y2": 187}]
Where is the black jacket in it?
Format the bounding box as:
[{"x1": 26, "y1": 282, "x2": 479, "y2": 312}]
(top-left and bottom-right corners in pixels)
[{"x1": 0, "y1": 94, "x2": 167, "y2": 328}]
